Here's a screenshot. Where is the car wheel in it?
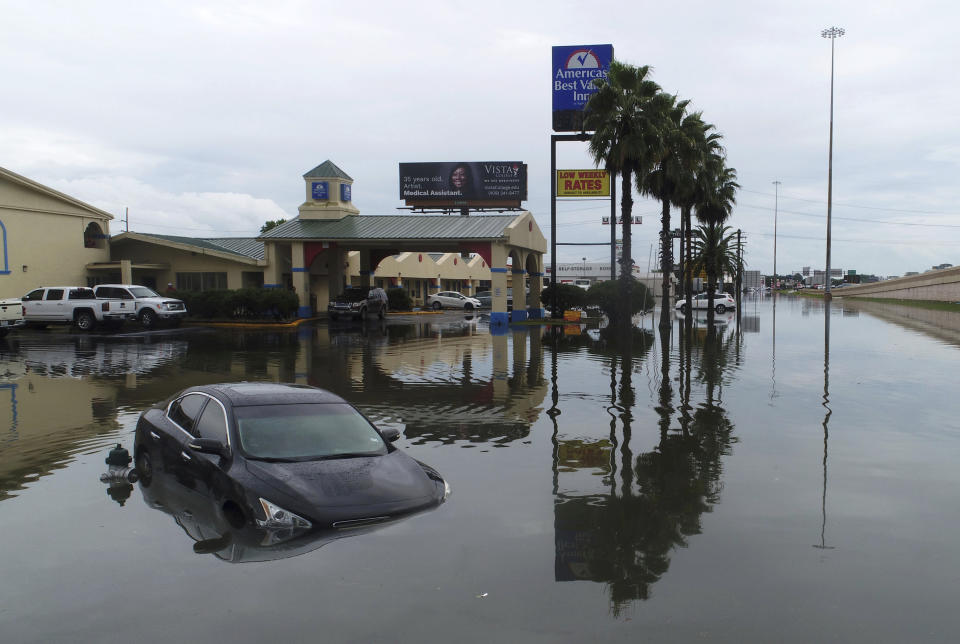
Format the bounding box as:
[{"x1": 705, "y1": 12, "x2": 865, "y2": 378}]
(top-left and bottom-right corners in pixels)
[
  {"x1": 715, "y1": 304, "x2": 726, "y2": 313},
  {"x1": 378, "y1": 306, "x2": 386, "y2": 319},
  {"x1": 140, "y1": 309, "x2": 157, "y2": 330},
  {"x1": 75, "y1": 311, "x2": 96, "y2": 332},
  {"x1": 465, "y1": 303, "x2": 474, "y2": 311},
  {"x1": 677, "y1": 303, "x2": 687, "y2": 313},
  {"x1": 136, "y1": 449, "x2": 153, "y2": 487},
  {"x1": 358, "y1": 306, "x2": 367, "y2": 319},
  {"x1": 432, "y1": 301, "x2": 442, "y2": 310}
]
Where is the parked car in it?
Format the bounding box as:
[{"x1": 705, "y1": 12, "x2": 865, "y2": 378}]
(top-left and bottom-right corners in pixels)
[
  {"x1": 426, "y1": 290, "x2": 482, "y2": 311},
  {"x1": 133, "y1": 382, "x2": 449, "y2": 530},
  {"x1": 474, "y1": 291, "x2": 492, "y2": 308},
  {"x1": 21, "y1": 286, "x2": 136, "y2": 331},
  {"x1": 675, "y1": 292, "x2": 737, "y2": 313},
  {"x1": 0, "y1": 297, "x2": 25, "y2": 338},
  {"x1": 93, "y1": 284, "x2": 187, "y2": 329},
  {"x1": 328, "y1": 287, "x2": 388, "y2": 321}
]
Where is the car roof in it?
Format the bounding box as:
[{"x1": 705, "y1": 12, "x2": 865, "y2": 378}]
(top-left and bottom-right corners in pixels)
[{"x1": 188, "y1": 382, "x2": 349, "y2": 407}]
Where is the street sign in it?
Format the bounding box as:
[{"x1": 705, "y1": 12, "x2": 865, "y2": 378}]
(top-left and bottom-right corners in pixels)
[{"x1": 602, "y1": 216, "x2": 641, "y2": 225}]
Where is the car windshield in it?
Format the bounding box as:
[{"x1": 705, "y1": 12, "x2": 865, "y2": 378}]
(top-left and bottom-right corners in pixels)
[
  {"x1": 235, "y1": 403, "x2": 388, "y2": 461},
  {"x1": 334, "y1": 290, "x2": 367, "y2": 303},
  {"x1": 129, "y1": 286, "x2": 160, "y2": 298}
]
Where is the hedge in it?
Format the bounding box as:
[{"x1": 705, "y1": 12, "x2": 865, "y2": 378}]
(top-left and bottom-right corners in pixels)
[{"x1": 175, "y1": 288, "x2": 300, "y2": 320}]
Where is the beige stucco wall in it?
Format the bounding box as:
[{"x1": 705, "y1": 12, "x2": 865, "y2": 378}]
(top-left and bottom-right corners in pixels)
[
  {"x1": 112, "y1": 239, "x2": 262, "y2": 290},
  {"x1": 0, "y1": 175, "x2": 112, "y2": 297}
]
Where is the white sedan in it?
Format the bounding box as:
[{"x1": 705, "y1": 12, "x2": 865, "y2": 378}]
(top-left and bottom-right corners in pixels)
[
  {"x1": 675, "y1": 292, "x2": 737, "y2": 313},
  {"x1": 427, "y1": 291, "x2": 482, "y2": 310}
]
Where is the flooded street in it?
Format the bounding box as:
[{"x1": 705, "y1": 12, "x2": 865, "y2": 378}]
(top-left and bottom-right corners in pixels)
[{"x1": 2, "y1": 296, "x2": 960, "y2": 642}]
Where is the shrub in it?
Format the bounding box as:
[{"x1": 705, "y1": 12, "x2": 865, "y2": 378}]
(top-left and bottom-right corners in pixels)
[
  {"x1": 387, "y1": 287, "x2": 412, "y2": 311},
  {"x1": 540, "y1": 283, "x2": 587, "y2": 316},
  {"x1": 587, "y1": 278, "x2": 653, "y2": 322},
  {"x1": 178, "y1": 288, "x2": 299, "y2": 320}
]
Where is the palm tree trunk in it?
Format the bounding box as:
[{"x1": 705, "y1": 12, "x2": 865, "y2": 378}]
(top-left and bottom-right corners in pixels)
[
  {"x1": 618, "y1": 168, "x2": 633, "y2": 325},
  {"x1": 683, "y1": 205, "x2": 693, "y2": 314},
  {"x1": 659, "y1": 198, "x2": 672, "y2": 329}
]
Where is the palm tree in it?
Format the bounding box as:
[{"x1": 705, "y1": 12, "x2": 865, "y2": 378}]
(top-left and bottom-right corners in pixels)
[
  {"x1": 639, "y1": 95, "x2": 704, "y2": 328},
  {"x1": 688, "y1": 222, "x2": 738, "y2": 319},
  {"x1": 694, "y1": 162, "x2": 740, "y2": 315},
  {"x1": 585, "y1": 62, "x2": 665, "y2": 321},
  {"x1": 677, "y1": 133, "x2": 724, "y2": 315}
]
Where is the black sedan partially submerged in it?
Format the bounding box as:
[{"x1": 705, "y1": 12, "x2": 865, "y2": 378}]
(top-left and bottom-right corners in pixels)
[{"x1": 134, "y1": 383, "x2": 448, "y2": 530}]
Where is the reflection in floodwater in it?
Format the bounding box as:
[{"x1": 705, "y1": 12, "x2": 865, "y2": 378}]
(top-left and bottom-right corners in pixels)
[
  {"x1": 135, "y1": 456, "x2": 432, "y2": 563},
  {"x1": 551, "y1": 322, "x2": 738, "y2": 612},
  {"x1": 817, "y1": 301, "x2": 834, "y2": 552}
]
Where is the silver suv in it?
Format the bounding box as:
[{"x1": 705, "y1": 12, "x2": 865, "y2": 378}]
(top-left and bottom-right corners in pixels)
[{"x1": 328, "y1": 287, "x2": 388, "y2": 321}]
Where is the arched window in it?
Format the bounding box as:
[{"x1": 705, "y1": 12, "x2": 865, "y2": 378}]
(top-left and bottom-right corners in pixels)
[{"x1": 84, "y1": 222, "x2": 106, "y2": 249}]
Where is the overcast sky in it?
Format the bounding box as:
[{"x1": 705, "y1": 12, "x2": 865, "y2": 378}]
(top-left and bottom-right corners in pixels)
[{"x1": 2, "y1": 0, "x2": 957, "y2": 278}]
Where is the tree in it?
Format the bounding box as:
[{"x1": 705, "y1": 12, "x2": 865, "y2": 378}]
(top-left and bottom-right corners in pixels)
[
  {"x1": 688, "y1": 222, "x2": 738, "y2": 319},
  {"x1": 639, "y1": 97, "x2": 710, "y2": 328},
  {"x1": 586, "y1": 278, "x2": 653, "y2": 322},
  {"x1": 260, "y1": 219, "x2": 287, "y2": 234},
  {"x1": 540, "y1": 283, "x2": 587, "y2": 315},
  {"x1": 678, "y1": 136, "x2": 724, "y2": 315},
  {"x1": 585, "y1": 62, "x2": 666, "y2": 320}
]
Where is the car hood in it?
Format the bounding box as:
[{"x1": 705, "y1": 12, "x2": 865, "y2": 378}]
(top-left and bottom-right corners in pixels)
[{"x1": 243, "y1": 450, "x2": 442, "y2": 520}]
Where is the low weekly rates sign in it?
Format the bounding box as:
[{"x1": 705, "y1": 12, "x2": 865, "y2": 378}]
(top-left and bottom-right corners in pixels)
[{"x1": 557, "y1": 169, "x2": 609, "y2": 197}]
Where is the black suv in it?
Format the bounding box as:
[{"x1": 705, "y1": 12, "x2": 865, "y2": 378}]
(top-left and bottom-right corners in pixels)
[{"x1": 328, "y1": 287, "x2": 388, "y2": 321}]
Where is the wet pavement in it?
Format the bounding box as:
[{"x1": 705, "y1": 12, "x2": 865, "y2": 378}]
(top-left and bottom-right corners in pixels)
[{"x1": 1, "y1": 298, "x2": 959, "y2": 642}]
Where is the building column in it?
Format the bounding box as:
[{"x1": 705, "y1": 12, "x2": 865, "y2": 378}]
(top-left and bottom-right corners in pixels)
[
  {"x1": 359, "y1": 249, "x2": 372, "y2": 289},
  {"x1": 264, "y1": 242, "x2": 285, "y2": 288},
  {"x1": 291, "y1": 241, "x2": 310, "y2": 317},
  {"x1": 490, "y1": 242, "x2": 509, "y2": 328},
  {"x1": 511, "y1": 263, "x2": 528, "y2": 322},
  {"x1": 528, "y1": 253, "x2": 545, "y2": 319},
  {"x1": 120, "y1": 259, "x2": 133, "y2": 284}
]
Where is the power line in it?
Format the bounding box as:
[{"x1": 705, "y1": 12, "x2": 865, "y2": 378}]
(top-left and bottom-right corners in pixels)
[
  {"x1": 739, "y1": 186, "x2": 958, "y2": 216},
  {"x1": 736, "y1": 201, "x2": 960, "y2": 229}
]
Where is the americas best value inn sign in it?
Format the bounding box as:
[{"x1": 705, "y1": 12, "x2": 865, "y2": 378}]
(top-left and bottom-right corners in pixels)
[{"x1": 552, "y1": 44, "x2": 613, "y2": 132}]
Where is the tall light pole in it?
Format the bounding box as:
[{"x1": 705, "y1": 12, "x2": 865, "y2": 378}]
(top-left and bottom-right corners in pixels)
[
  {"x1": 772, "y1": 180, "x2": 781, "y2": 291},
  {"x1": 822, "y1": 26, "x2": 844, "y2": 299}
]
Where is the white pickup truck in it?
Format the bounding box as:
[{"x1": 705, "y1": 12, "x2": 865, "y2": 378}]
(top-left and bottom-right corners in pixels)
[
  {"x1": 0, "y1": 297, "x2": 25, "y2": 338},
  {"x1": 22, "y1": 286, "x2": 137, "y2": 332},
  {"x1": 92, "y1": 284, "x2": 187, "y2": 329}
]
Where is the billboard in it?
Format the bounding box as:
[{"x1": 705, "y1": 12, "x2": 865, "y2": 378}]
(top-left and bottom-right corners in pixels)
[
  {"x1": 552, "y1": 44, "x2": 613, "y2": 132},
  {"x1": 399, "y1": 162, "x2": 527, "y2": 207},
  {"x1": 557, "y1": 169, "x2": 609, "y2": 197}
]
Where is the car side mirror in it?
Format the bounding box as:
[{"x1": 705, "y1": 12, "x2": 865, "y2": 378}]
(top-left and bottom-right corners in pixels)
[
  {"x1": 187, "y1": 437, "x2": 229, "y2": 457},
  {"x1": 379, "y1": 427, "x2": 401, "y2": 443}
]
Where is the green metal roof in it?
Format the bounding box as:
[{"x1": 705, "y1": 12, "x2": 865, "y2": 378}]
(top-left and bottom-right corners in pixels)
[
  {"x1": 302, "y1": 160, "x2": 352, "y2": 181},
  {"x1": 258, "y1": 214, "x2": 519, "y2": 241},
  {"x1": 131, "y1": 233, "x2": 264, "y2": 260}
]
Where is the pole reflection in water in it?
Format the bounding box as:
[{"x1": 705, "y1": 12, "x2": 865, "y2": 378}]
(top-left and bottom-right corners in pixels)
[{"x1": 815, "y1": 300, "x2": 835, "y2": 552}]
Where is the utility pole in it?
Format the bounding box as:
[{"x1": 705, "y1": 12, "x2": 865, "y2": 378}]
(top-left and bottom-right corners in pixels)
[
  {"x1": 736, "y1": 229, "x2": 743, "y2": 306},
  {"x1": 822, "y1": 26, "x2": 844, "y2": 299},
  {"x1": 772, "y1": 180, "x2": 780, "y2": 291}
]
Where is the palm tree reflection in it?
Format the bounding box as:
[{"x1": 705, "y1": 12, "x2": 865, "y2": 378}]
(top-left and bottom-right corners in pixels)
[{"x1": 552, "y1": 322, "x2": 737, "y2": 613}]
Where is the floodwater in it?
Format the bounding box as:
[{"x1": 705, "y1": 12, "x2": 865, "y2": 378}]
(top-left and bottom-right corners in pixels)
[{"x1": 2, "y1": 296, "x2": 959, "y2": 643}]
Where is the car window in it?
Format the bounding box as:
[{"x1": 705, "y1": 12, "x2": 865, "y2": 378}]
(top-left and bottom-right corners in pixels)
[
  {"x1": 44, "y1": 289, "x2": 64, "y2": 301},
  {"x1": 168, "y1": 393, "x2": 208, "y2": 436},
  {"x1": 235, "y1": 403, "x2": 388, "y2": 460},
  {"x1": 68, "y1": 289, "x2": 96, "y2": 300},
  {"x1": 24, "y1": 289, "x2": 44, "y2": 301},
  {"x1": 128, "y1": 287, "x2": 157, "y2": 298},
  {"x1": 194, "y1": 400, "x2": 228, "y2": 443}
]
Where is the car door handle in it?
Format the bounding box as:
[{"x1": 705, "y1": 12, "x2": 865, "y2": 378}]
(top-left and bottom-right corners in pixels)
[
  {"x1": 180, "y1": 451, "x2": 192, "y2": 462},
  {"x1": 150, "y1": 431, "x2": 161, "y2": 440}
]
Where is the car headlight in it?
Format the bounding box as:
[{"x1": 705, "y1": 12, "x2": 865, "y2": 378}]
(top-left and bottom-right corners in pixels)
[
  {"x1": 443, "y1": 479, "x2": 451, "y2": 501},
  {"x1": 257, "y1": 498, "x2": 312, "y2": 529}
]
